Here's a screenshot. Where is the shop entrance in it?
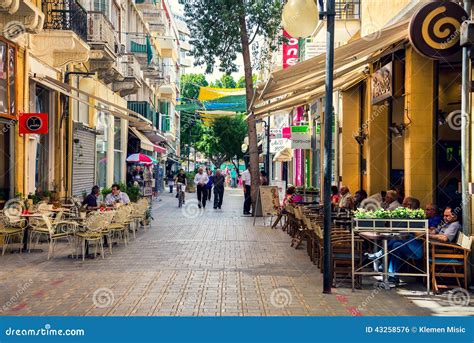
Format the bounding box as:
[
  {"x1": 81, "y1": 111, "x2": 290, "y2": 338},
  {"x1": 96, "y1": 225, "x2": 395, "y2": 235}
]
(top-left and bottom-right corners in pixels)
[{"x1": 436, "y1": 64, "x2": 462, "y2": 209}]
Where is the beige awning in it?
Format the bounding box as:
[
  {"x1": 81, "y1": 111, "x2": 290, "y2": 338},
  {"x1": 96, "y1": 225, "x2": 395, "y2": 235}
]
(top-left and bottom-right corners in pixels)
[
  {"x1": 130, "y1": 127, "x2": 156, "y2": 152},
  {"x1": 252, "y1": 20, "x2": 409, "y2": 117},
  {"x1": 273, "y1": 147, "x2": 293, "y2": 162}
]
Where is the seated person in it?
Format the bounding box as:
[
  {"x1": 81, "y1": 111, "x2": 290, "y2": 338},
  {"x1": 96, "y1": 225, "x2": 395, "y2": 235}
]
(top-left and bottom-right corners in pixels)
[
  {"x1": 82, "y1": 185, "x2": 100, "y2": 211},
  {"x1": 402, "y1": 196, "x2": 420, "y2": 209},
  {"x1": 382, "y1": 190, "x2": 401, "y2": 210},
  {"x1": 425, "y1": 203, "x2": 442, "y2": 229},
  {"x1": 338, "y1": 186, "x2": 353, "y2": 210},
  {"x1": 105, "y1": 184, "x2": 130, "y2": 206},
  {"x1": 353, "y1": 189, "x2": 368, "y2": 209},
  {"x1": 429, "y1": 206, "x2": 462, "y2": 243},
  {"x1": 330, "y1": 186, "x2": 340, "y2": 208},
  {"x1": 282, "y1": 186, "x2": 297, "y2": 207}
]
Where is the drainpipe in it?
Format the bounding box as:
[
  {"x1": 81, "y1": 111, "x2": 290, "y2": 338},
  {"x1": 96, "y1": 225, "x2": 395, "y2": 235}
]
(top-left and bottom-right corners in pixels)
[{"x1": 461, "y1": 0, "x2": 471, "y2": 235}]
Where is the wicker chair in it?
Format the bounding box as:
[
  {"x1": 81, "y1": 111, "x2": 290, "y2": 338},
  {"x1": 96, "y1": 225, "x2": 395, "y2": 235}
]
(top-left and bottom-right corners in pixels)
[
  {"x1": 108, "y1": 206, "x2": 132, "y2": 245},
  {"x1": 0, "y1": 213, "x2": 25, "y2": 255},
  {"x1": 75, "y1": 212, "x2": 110, "y2": 261}
]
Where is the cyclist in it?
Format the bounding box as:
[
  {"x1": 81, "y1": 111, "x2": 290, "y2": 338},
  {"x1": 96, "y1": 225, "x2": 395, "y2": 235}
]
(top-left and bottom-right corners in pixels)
[{"x1": 175, "y1": 169, "x2": 187, "y2": 205}]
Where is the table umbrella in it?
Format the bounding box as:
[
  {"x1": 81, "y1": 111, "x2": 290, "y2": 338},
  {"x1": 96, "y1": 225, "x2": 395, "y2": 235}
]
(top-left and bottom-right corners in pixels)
[{"x1": 126, "y1": 153, "x2": 153, "y2": 164}]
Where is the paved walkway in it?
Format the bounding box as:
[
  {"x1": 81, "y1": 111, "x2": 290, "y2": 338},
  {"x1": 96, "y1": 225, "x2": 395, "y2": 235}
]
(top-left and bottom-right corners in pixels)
[{"x1": 0, "y1": 189, "x2": 472, "y2": 316}]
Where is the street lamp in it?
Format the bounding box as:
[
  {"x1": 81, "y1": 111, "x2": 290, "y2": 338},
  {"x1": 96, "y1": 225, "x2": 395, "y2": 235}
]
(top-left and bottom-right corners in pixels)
[{"x1": 282, "y1": 0, "x2": 335, "y2": 294}]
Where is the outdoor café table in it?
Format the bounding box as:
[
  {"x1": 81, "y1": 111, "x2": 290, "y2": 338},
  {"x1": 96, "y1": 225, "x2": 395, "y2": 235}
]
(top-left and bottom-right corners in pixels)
[
  {"x1": 19, "y1": 212, "x2": 47, "y2": 252},
  {"x1": 351, "y1": 219, "x2": 430, "y2": 293}
]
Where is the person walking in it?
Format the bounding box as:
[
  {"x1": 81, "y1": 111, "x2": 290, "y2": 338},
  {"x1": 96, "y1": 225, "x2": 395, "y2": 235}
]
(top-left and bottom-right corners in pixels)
[
  {"x1": 206, "y1": 169, "x2": 213, "y2": 201},
  {"x1": 213, "y1": 169, "x2": 225, "y2": 209},
  {"x1": 231, "y1": 168, "x2": 237, "y2": 188},
  {"x1": 166, "y1": 171, "x2": 174, "y2": 193},
  {"x1": 242, "y1": 166, "x2": 252, "y2": 215},
  {"x1": 194, "y1": 167, "x2": 209, "y2": 209}
]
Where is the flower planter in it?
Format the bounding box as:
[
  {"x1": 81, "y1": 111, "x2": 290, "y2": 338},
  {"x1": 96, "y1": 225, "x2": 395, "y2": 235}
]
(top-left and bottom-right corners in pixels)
[{"x1": 354, "y1": 218, "x2": 428, "y2": 230}]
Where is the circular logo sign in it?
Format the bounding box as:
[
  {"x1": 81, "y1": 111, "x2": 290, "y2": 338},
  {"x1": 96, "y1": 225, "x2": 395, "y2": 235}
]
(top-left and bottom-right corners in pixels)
[
  {"x1": 26, "y1": 116, "x2": 43, "y2": 131},
  {"x1": 409, "y1": 1, "x2": 468, "y2": 59}
]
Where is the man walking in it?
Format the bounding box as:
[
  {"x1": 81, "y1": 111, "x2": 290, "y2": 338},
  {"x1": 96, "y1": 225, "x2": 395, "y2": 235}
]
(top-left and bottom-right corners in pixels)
[
  {"x1": 213, "y1": 169, "x2": 225, "y2": 209},
  {"x1": 242, "y1": 166, "x2": 252, "y2": 215},
  {"x1": 194, "y1": 167, "x2": 209, "y2": 208}
]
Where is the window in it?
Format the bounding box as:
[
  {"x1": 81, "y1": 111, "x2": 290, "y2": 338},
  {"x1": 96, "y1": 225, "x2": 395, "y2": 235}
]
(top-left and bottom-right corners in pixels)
[
  {"x1": 335, "y1": 0, "x2": 360, "y2": 20},
  {"x1": 0, "y1": 39, "x2": 16, "y2": 119},
  {"x1": 94, "y1": 0, "x2": 108, "y2": 14},
  {"x1": 111, "y1": 2, "x2": 120, "y2": 31}
]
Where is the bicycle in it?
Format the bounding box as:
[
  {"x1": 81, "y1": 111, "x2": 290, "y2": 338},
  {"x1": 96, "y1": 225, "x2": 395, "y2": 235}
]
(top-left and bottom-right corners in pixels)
[{"x1": 176, "y1": 183, "x2": 185, "y2": 207}]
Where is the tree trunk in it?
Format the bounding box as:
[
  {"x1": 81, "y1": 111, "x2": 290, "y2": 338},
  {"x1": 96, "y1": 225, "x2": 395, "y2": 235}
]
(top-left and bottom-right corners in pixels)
[{"x1": 238, "y1": 6, "x2": 260, "y2": 210}]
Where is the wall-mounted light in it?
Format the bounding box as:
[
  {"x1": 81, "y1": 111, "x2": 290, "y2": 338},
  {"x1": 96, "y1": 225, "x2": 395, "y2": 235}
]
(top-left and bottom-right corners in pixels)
[{"x1": 389, "y1": 123, "x2": 407, "y2": 137}]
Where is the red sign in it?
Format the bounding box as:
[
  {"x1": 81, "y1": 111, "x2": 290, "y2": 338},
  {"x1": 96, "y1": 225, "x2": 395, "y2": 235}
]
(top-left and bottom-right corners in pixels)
[
  {"x1": 19, "y1": 113, "x2": 49, "y2": 134},
  {"x1": 282, "y1": 126, "x2": 291, "y2": 139},
  {"x1": 282, "y1": 30, "x2": 299, "y2": 69}
]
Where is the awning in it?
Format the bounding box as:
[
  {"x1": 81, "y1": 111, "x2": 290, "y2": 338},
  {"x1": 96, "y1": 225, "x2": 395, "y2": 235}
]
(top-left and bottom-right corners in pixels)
[
  {"x1": 130, "y1": 127, "x2": 156, "y2": 152},
  {"x1": 252, "y1": 19, "x2": 409, "y2": 116},
  {"x1": 273, "y1": 147, "x2": 293, "y2": 162},
  {"x1": 144, "y1": 131, "x2": 167, "y2": 144},
  {"x1": 30, "y1": 74, "x2": 152, "y2": 125}
]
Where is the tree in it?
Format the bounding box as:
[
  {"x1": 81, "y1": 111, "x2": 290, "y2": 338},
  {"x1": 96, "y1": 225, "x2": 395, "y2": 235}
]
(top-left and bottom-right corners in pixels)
[
  {"x1": 210, "y1": 74, "x2": 237, "y2": 89},
  {"x1": 196, "y1": 115, "x2": 247, "y2": 169},
  {"x1": 180, "y1": 73, "x2": 208, "y2": 102},
  {"x1": 237, "y1": 75, "x2": 256, "y2": 88},
  {"x1": 184, "y1": 0, "x2": 283, "y2": 207}
]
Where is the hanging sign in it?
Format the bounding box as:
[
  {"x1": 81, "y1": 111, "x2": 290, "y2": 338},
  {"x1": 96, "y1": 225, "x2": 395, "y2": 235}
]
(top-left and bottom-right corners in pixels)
[
  {"x1": 409, "y1": 1, "x2": 468, "y2": 59},
  {"x1": 282, "y1": 30, "x2": 299, "y2": 69},
  {"x1": 291, "y1": 125, "x2": 311, "y2": 149},
  {"x1": 371, "y1": 62, "x2": 392, "y2": 105},
  {"x1": 270, "y1": 138, "x2": 291, "y2": 154},
  {"x1": 19, "y1": 113, "x2": 48, "y2": 134}
]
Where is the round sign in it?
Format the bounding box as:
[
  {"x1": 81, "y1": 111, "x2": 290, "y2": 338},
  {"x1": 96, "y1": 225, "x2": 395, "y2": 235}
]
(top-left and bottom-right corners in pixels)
[
  {"x1": 241, "y1": 143, "x2": 248, "y2": 153},
  {"x1": 409, "y1": 1, "x2": 468, "y2": 59},
  {"x1": 26, "y1": 116, "x2": 43, "y2": 131}
]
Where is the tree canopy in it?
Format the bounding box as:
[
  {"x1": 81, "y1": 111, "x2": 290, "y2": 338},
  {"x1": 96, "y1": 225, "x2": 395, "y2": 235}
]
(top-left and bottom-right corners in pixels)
[{"x1": 180, "y1": 73, "x2": 208, "y2": 103}]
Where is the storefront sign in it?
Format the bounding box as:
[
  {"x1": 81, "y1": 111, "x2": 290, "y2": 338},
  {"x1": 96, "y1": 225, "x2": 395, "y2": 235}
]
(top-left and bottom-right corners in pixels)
[
  {"x1": 282, "y1": 126, "x2": 291, "y2": 139},
  {"x1": 409, "y1": 1, "x2": 468, "y2": 59},
  {"x1": 283, "y1": 30, "x2": 299, "y2": 69},
  {"x1": 258, "y1": 186, "x2": 280, "y2": 216},
  {"x1": 371, "y1": 62, "x2": 392, "y2": 105},
  {"x1": 270, "y1": 128, "x2": 282, "y2": 138},
  {"x1": 19, "y1": 113, "x2": 48, "y2": 134},
  {"x1": 291, "y1": 125, "x2": 311, "y2": 149},
  {"x1": 270, "y1": 138, "x2": 291, "y2": 154}
]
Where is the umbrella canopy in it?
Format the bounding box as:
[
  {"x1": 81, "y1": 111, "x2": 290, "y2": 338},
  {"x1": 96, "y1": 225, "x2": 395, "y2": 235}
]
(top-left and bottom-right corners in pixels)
[
  {"x1": 126, "y1": 153, "x2": 153, "y2": 164},
  {"x1": 140, "y1": 156, "x2": 158, "y2": 165}
]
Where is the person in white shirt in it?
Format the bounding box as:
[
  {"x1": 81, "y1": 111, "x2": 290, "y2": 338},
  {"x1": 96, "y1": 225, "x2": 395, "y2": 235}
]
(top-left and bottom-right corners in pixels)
[
  {"x1": 241, "y1": 166, "x2": 252, "y2": 215},
  {"x1": 382, "y1": 190, "x2": 401, "y2": 210},
  {"x1": 194, "y1": 167, "x2": 209, "y2": 208}
]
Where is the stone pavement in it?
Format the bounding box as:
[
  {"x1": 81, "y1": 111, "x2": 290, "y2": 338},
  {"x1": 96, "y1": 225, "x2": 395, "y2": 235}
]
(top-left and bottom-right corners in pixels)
[{"x1": 0, "y1": 189, "x2": 472, "y2": 316}]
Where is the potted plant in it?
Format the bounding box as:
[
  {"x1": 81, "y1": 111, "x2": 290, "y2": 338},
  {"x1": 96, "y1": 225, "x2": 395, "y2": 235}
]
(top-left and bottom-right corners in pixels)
[{"x1": 353, "y1": 208, "x2": 427, "y2": 230}]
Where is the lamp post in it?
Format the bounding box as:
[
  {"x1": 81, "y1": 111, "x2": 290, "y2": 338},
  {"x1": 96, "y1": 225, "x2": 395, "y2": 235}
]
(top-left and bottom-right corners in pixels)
[
  {"x1": 282, "y1": 0, "x2": 334, "y2": 294},
  {"x1": 257, "y1": 119, "x2": 271, "y2": 175}
]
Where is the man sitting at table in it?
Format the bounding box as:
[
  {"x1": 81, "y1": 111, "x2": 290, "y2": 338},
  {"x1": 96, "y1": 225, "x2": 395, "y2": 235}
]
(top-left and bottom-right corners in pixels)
[
  {"x1": 82, "y1": 185, "x2": 100, "y2": 211},
  {"x1": 105, "y1": 184, "x2": 130, "y2": 206},
  {"x1": 382, "y1": 190, "x2": 401, "y2": 210},
  {"x1": 429, "y1": 206, "x2": 462, "y2": 243},
  {"x1": 338, "y1": 186, "x2": 353, "y2": 210},
  {"x1": 402, "y1": 197, "x2": 420, "y2": 210},
  {"x1": 425, "y1": 203, "x2": 442, "y2": 229}
]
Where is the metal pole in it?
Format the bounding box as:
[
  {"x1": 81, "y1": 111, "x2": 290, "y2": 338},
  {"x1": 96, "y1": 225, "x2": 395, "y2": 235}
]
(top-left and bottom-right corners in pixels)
[
  {"x1": 461, "y1": 0, "x2": 471, "y2": 235},
  {"x1": 266, "y1": 117, "x2": 271, "y2": 176},
  {"x1": 323, "y1": 0, "x2": 335, "y2": 294}
]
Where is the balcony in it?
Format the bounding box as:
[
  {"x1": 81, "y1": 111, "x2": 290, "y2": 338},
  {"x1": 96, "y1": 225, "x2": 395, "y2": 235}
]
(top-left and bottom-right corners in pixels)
[
  {"x1": 98, "y1": 56, "x2": 125, "y2": 85},
  {"x1": 0, "y1": 0, "x2": 45, "y2": 34},
  {"x1": 31, "y1": 0, "x2": 89, "y2": 67},
  {"x1": 112, "y1": 54, "x2": 142, "y2": 96},
  {"x1": 127, "y1": 35, "x2": 157, "y2": 68},
  {"x1": 156, "y1": 37, "x2": 177, "y2": 60},
  {"x1": 180, "y1": 40, "x2": 191, "y2": 52},
  {"x1": 180, "y1": 57, "x2": 192, "y2": 68},
  {"x1": 87, "y1": 11, "x2": 118, "y2": 62},
  {"x1": 335, "y1": 0, "x2": 360, "y2": 20},
  {"x1": 128, "y1": 101, "x2": 160, "y2": 130}
]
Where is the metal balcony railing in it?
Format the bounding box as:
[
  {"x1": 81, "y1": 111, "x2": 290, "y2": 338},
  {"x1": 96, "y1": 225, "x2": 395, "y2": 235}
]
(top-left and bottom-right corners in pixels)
[
  {"x1": 87, "y1": 11, "x2": 117, "y2": 52},
  {"x1": 335, "y1": 0, "x2": 360, "y2": 20},
  {"x1": 122, "y1": 54, "x2": 143, "y2": 79},
  {"x1": 42, "y1": 0, "x2": 88, "y2": 42}
]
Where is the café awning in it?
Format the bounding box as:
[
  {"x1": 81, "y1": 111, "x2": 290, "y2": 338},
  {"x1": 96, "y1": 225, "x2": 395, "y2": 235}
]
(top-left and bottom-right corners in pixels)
[
  {"x1": 251, "y1": 19, "x2": 409, "y2": 117},
  {"x1": 273, "y1": 147, "x2": 293, "y2": 162},
  {"x1": 130, "y1": 127, "x2": 156, "y2": 152}
]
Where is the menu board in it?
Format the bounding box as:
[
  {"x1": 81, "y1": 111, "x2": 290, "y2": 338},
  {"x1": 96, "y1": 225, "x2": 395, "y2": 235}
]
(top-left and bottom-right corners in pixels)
[{"x1": 259, "y1": 186, "x2": 280, "y2": 216}]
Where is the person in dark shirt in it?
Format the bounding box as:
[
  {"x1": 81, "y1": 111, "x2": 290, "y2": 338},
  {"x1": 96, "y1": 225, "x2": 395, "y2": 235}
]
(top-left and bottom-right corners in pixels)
[
  {"x1": 213, "y1": 169, "x2": 225, "y2": 209},
  {"x1": 83, "y1": 185, "x2": 100, "y2": 211}
]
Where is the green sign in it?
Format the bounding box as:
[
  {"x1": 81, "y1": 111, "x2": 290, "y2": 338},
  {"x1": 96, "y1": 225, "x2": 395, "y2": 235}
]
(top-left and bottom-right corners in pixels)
[{"x1": 291, "y1": 125, "x2": 309, "y2": 133}]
